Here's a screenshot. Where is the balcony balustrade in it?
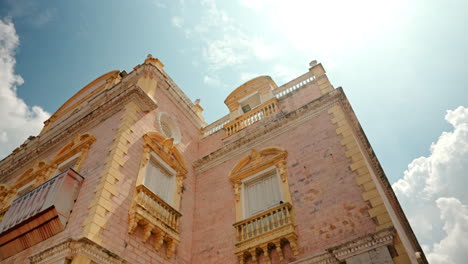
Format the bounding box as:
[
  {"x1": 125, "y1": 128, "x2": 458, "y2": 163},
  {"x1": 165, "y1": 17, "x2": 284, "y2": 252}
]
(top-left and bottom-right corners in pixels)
[
  {"x1": 224, "y1": 97, "x2": 279, "y2": 136},
  {"x1": 128, "y1": 184, "x2": 181, "y2": 258},
  {"x1": 0, "y1": 169, "x2": 83, "y2": 260},
  {"x1": 233, "y1": 202, "x2": 298, "y2": 264}
]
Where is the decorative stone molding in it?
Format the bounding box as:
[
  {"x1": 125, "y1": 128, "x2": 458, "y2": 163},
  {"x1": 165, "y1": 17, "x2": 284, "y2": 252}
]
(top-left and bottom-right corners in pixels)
[
  {"x1": 127, "y1": 132, "x2": 187, "y2": 258},
  {"x1": 336, "y1": 97, "x2": 427, "y2": 263},
  {"x1": 290, "y1": 228, "x2": 396, "y2": 264},
  {"x1": 142, "y1": 132, "x2": 187, "y2": 179},
  {"x1": 229, "y1": 147, "x2": 287, "y2": 183},
  {"x1": 29, "y1": 238, "x2": 127, "y2": 264},
  {"x1": 41, "y1": 71, "x2": 122, "y2": 136},
  {"x1": 330, "y1": 228, "x2": 395, "y2": 261},
  {"x1": 0, "y1": 133, "x2": 95, "y2": 216},
  {"x1": 194, "y1": 89, "x2": 343, "y2": 174},
  {"x1": 0, "y1": 184, "x2": 16, "y2": 213},
  {"x1": 229, "y1": 147, "x2": 292, "y2": 219},
  {"x1": 13, "y1": 160, "x2": 52, "y2": 189},
  {"x1": 51, "y1": 133, "x2": 96, "y2": 173},
  {"x1": 81, "y1": 102, "x2": 140, "y2": 243},
  {"x1": 229, "y1": 147, "x2": 297, "y2": 263},
  {"x1": 0, "y1": 83, "x2": 157, "y2": 180}
]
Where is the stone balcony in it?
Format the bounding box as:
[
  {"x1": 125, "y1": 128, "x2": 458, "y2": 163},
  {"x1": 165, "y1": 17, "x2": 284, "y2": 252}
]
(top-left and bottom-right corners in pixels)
[
  {"x1": 224, "y1": 97, "x2": 279, "y2": 136},
  {"x1": 128, "y1": 184, "x2": 181, "y2": 258},
  {"x1": 0, "y1": 169, "x2": 84, "y2": 260},
  {"x1": 233, "y1": 202, "x2": 298, "y2": 264}
]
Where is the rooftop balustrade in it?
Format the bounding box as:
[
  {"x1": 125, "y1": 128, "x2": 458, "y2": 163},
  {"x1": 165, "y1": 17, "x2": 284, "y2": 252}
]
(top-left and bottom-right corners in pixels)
[{"x1": 224, "y1": 97, "x2": 279, "y2": 136}]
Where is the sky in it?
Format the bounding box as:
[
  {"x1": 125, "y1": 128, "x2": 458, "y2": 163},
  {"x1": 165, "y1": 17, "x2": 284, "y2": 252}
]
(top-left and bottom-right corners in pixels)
[{"x1": 0, "y1": 0, "x2": 467, "y2": 263}]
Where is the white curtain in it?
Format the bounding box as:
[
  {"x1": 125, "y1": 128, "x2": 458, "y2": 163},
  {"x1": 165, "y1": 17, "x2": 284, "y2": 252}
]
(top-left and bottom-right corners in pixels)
[
  {"x1": 245, "y1": 171, "x2": 281, "y2": 217},
  {"x1": 145, "y1": 159, "x2": 174, "y2": 205}
]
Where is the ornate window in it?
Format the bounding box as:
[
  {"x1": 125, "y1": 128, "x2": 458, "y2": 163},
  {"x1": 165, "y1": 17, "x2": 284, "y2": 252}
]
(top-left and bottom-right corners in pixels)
[
  {"x1": 144, "y1": 155, "x2": 176, "y2": 205},
  {"x1": 0, "y1": 133, "x2": 95, "y2": 220},
  {"x1": 243, "y1": 168, "x2": 282, "y2": 218},
  {"x1": 229, "y1": 147, "x2": 298, "y2": 264},
  {"x1": 50, "y1": 133, "x2": 95, "y2": 175},
  {"x1": 128, "y1": 132, "x2": 187, "y2": 258}
]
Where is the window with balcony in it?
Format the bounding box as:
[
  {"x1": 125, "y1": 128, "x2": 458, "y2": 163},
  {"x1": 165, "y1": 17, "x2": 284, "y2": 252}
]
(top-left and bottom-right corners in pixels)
[
  {"x1": 0, "y1": 169, "x2": 84, "y2": 260},
  {"x1": 0, "y1": 133, "x2": 95, "y2": 226},
  {"x1": 128, "y1": 132, "x2": 187, "y2": 258},
  {"x1": 229, "y1": 147, "x2": 298, "y2": 264}
]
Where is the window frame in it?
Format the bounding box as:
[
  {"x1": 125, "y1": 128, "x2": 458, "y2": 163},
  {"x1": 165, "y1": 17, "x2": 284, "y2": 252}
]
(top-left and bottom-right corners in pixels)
[
  {"x1": 229, "y1": 147, "x2": 292, "y2": 221},
  {"x1": 238, "y1": 91, "x2": 262, "y2": 114},
  {"x1": 241, "y1": 166, "x2": 284, "y2": 219},
  {"x1": 134, "y1": 132, "x2": 187, "y2": 211},
  {"x1": 143, "y1": 153, "x2": 177, "y2": 206}
]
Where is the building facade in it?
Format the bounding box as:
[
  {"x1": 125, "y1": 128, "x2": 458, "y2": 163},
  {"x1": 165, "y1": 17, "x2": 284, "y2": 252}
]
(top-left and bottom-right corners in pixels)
[{"x1": 0, "y1": 56, "x2": 426, "y2": 264}]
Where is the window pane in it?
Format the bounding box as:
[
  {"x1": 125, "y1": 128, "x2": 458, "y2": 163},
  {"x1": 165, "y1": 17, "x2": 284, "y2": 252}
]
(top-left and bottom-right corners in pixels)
[
  {"x1": 245, "y1": 171, "x2": 281, "y2": 217},
  {"x1": 145, "y1": 159, "x2": 174, "y2": 204}
]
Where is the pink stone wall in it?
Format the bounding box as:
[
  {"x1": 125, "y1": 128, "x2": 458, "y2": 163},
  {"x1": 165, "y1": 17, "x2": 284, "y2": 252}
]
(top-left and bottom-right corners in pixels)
[
  {"x1": 197, "y1": 81, "x2": 323, "y2": 159},
  {"x1": 97, "y1": 81, "x2": 201, "y2": 264},
  {"x1": 1, "y1": 109, "x2": 123, "y2": 264},
  {"x1": 1, "y1": 69, "x2": 379, "y2": 264},
  {"x1": 191, "y1": 109, "x2": 376, "y2": 263}
]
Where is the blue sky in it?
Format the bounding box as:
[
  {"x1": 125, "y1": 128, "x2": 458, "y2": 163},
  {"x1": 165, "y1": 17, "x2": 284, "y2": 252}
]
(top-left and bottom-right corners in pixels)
[{"x1": 0, "y1": 0, "x2": 467, "y2": 263}]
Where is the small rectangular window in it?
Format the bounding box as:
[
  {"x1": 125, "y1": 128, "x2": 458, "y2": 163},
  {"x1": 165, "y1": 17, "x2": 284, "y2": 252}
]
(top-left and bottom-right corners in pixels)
[
  {"x1": 242, "y1": 105, "x2": 252, "y2": 113},
  {"x1": 239, "y1": 93, "x2": 261, "y2": 114}
]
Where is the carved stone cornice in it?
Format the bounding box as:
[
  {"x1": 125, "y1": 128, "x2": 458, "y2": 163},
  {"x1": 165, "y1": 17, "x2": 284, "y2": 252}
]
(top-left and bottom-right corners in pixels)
[
  {"x1": 29, "y1": 238, "x2": 127, "y2": 264},
  {"x1": 193, "y1": 89, "x2": 343, "y2": 174},
  {"x1": 229, "y1": 147, "x2": 288, "y2": 183},
  {"x1": 143, "y1": 132, "x2": 187, "y2": 175},
  {"x1": 133, "y1": 63, "x2": 205, "y2": 128},
  {"x1": 289, "y1": 252, "x2": 337, "y2": 264},
  {"x1": 329, "y1": 228, "x2": 395, "y2": 261},
  {"x1": 0, "y1": 84, "x2": 157, "y2": 180},
  {"x1": 290, "y1": 228, "x2": 395, "y2": 264},
  {"x1": 337, "y1": 92, "x2": 428, "y2": 263}
]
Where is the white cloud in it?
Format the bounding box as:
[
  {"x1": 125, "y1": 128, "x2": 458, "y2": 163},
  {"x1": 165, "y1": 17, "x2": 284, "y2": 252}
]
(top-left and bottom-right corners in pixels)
[
  {"x1": 240, "y1": 0, "x2": 404, "y2": 58},
  {"x1": 203, "y1": 36, "x2": 249, "y2": 70},
  {"x1": 272, "y1": 64, "x2": 303, "y2": 83},
  {"x1": 172, "y1": 0, "x2": 277, "y2": 73},
  {"x1": 171, "y1": 16, "x2": 184, "y2": 28},
  {"x1": 427, "y1": 197, "x2": 468, "y2": 264},
  {"x1": 0, "y1": 19, "x2": 50, "y2": 159},
  {"x1": 203, "y1": 75, "x2": 222, "y2": 86},
  {"x1": 393, "y1": 106, "x2": 468, "y2": 264}
]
